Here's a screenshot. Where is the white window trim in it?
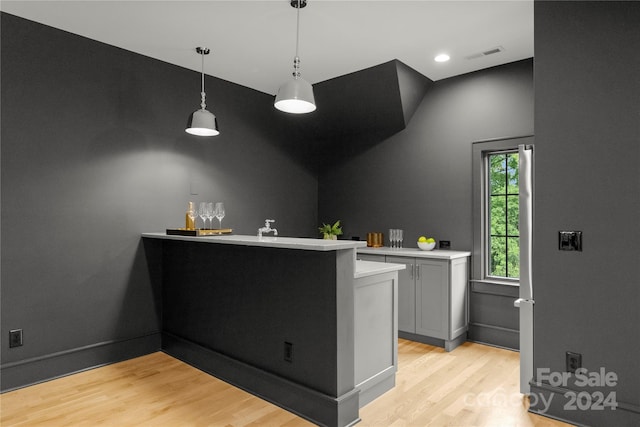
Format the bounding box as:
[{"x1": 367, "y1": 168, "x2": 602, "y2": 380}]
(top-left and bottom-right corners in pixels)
[{"x1": 472, "y1": 135, "x2": 533, "y2": 285}]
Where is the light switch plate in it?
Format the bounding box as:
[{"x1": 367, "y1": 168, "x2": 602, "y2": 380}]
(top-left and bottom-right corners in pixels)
[
  {"x1": 559, "y1": 231, "x2": 582, "y2": 251},
  {"x1": 190, "y1": 177, "x2": 199, "y2": 195}
]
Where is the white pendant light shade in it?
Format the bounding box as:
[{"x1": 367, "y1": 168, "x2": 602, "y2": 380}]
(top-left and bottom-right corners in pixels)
[
  {"x1": 274, "y1": 77, "x2": 316, "y2": 114},
  {"x1": 185, "y1": 47, "x2": 220, "y2": 137},
  {"x1": 186, "y1": 109, "x2": 219, "y2": 136}
]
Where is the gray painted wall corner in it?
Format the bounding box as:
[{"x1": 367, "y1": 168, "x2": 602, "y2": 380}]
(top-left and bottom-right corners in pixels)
[{"x1": 533, "y1": 1, "x2": 640, "y2": 423}]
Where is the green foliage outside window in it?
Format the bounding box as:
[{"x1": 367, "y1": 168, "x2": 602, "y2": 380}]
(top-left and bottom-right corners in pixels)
[{"x1": 488, "y1": 152, "x2": 519, "y2": 278}]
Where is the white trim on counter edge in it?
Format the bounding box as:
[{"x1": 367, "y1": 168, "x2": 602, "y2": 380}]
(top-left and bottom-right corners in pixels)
[
  {"x1": 142, "y1": 233, "x2": 366, "y2": 251},
  {"x1": 358, "y1": 246, "x2": 471, "y2": 260}
]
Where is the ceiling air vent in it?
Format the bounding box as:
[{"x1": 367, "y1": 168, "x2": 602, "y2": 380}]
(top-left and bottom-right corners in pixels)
[{"x1": 465, "y1": 46, "x2": 505, "y2": 60}]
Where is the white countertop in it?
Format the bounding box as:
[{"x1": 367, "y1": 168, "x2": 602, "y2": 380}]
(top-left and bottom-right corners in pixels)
[
  {"x1": 354, "y1": 260, "x2": 406, "y2": 279},
  {"x1": 358, "y1": 246, "x2": 471, "y2": 260},
  {"x1": 142, "y1": 233, "x2": 367, "y2": 252}
]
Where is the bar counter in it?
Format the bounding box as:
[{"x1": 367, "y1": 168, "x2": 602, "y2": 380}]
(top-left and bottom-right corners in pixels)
[{"x1": 142, "y1": 233, "x2": 403, "y2": 427}]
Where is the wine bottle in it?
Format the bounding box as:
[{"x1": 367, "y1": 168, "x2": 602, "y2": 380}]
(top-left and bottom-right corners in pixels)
[{"x1": 185, "y1": 202, "x2": 195, "y2": 230}]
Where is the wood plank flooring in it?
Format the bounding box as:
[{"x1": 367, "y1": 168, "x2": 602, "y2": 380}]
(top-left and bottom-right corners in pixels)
[{"x1": 1, "y1": 339, "x2": 573, "y2": 426}]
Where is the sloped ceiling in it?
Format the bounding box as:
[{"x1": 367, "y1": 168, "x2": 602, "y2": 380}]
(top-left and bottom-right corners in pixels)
[{"x1": 279, "y1": 60, "x2": 433, "y2": 169}]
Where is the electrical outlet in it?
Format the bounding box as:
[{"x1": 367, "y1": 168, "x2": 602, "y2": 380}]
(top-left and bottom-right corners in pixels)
[
  {"x1": 566, "y1": 351, "x2": 582, "y2": 373},
  {"x1": 9, "y1": 329, "x2": 23, "y2": 348},
  {"x1": 284, "y1": 342, "x2": 293, "y2": 362}
]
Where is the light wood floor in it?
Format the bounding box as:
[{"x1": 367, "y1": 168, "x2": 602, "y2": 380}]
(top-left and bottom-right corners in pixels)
[{"x1": 1, "y1": 339, "x2": 573, "y2": 426}]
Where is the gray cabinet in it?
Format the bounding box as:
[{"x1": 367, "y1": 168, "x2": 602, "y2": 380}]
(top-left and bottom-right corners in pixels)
[
  {"x1": 386, "y1": 256, "x2": 417, "y2": 334},
  {"x1": 416, "y1": 259, "x2": 447, "y2": 339},
  {"x1": 362, "y1": 252, "x2": 469, "y2": 352},
  {"x1": 358, "y1": 254, "x2": 417, "y2": 335},
  {"x1": 415, "y1": 258, "x2": 468, "y2": 347},
  {"x1": 353, "y1": 269, "x2": 399, "y2": 407}
]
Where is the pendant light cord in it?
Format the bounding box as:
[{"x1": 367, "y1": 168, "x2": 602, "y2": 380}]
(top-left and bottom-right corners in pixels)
[
  {"x1": 293, "y1": 0, "x2": 302, "y2": 79},
  {"x1": 295, "y1": 0, "x2": 300, "y2": 58},
  {"x1": 200, "y1": 49, "x2": 207, "y2": 110}
]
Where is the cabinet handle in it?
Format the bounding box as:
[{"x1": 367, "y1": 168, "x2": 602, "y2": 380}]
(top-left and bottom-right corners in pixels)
[
  {"x1": 409, "y1": 264, "x2": 414, "y2": 280},
  {"x1": 416, "y1": 265, "x2": 420, "y2": 280}
]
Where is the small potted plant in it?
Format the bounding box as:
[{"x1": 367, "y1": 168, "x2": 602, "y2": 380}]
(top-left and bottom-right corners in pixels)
[{"x1": 319, "y1": 220, "x2": 343, "y2": 240}]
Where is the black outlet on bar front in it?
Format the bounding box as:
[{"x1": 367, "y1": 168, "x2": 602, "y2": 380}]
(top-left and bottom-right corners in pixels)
[{"x1": 284, "y1": 342, "x2": 293, "y2": 362}]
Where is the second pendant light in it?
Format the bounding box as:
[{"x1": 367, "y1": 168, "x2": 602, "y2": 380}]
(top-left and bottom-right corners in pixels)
[{"x1": 186, "y1": 47, "x2": 220, "y2": 136}]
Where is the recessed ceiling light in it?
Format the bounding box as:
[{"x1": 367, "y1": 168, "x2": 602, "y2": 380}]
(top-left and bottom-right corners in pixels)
[{"x1": 434, "y1": 54, "x2": 450, "y2": 63}]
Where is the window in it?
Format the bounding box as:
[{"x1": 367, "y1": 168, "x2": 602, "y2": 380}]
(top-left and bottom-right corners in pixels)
[
  {"x1": 487, "y1": 151, "x2": 519, "y2": 278},
  {"x1": 472, "y1": 136, "x2": 532, "y2": 284}
]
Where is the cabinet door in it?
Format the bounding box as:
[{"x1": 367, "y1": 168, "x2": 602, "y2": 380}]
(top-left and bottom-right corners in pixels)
[
  {"x1": 415, "y1": 259, "x2": 448, "y2": 339},
  {"x1": 386, "y1": 256, "x2": 416, "y2": 333}
]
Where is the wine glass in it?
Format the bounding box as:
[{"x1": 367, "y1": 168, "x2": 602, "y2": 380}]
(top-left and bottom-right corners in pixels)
[
  {"x1": 206, "y1": 202, "x2": 214, "y2": 230},
  {"x1": 214, "y1": 202, "x2": 225, "y2": 229},
  {"x1": 199, "y1": 202, "x2": 208, "y2": 229},
  {"x1": 187, "y1": 205, "x2": 198, "y2": 230},
  {"x1": 398, "y1": 229, "x2": 404, "y2": 248},
  {"x1": 389, "y1": 229, "x2": 396, "y2": 248}
]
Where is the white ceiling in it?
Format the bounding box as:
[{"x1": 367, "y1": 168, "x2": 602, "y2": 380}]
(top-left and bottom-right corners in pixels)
[{"x1": 1, "y1": 0, "x2": 534, "y2": 95}]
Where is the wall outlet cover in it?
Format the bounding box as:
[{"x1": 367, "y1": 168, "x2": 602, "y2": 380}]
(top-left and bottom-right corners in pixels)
[
  {"x1": 284, "y1": 341, "x2": 293, "y2": 362},
  {"x1": 566, "y1": 351, "x2": 582, "y2": 373},
  {"x1": 559, "y1": 231, "x2": 582, "y2": 251},
  {"x1": 9, "y1": 329, "x2": 23, "y2": 348}
]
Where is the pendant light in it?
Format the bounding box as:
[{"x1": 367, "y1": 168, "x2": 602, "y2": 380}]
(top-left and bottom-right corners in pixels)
[
  {"x1": 186, "y1": 47, "x2": 219, "y2": 136},
  {"x1": 274, "y1": 0, "x2": 316, "y2": 114}
]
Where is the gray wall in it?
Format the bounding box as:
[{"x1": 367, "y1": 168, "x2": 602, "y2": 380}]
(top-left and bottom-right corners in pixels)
[
  {"x1": 1, "y1": 13, "x2": 318, "y2": 390},
  {"x1": 318, "y1": 59, "x2": 534, "y2": 249},
  {"x1": 532, "y1": 1, "x2": 640, "y2": 424}
]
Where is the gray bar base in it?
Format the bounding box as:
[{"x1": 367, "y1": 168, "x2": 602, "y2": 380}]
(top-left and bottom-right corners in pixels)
[{"x1": 162, "y1": 333, "x2": 360, "y2": 427}]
